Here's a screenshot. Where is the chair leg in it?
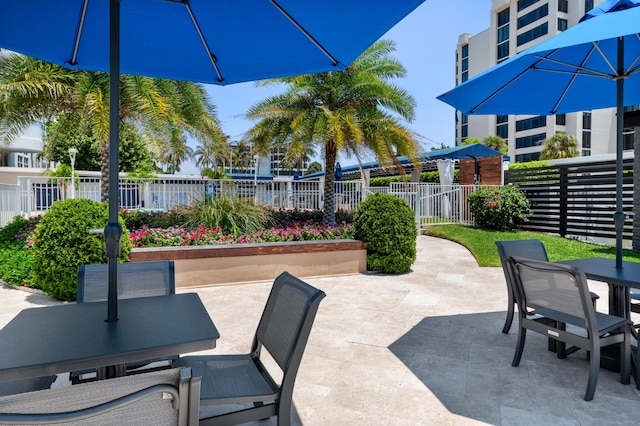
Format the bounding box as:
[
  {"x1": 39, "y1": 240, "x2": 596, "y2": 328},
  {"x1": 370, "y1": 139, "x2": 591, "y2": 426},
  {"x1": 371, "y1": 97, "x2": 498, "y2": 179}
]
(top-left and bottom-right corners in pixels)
[
  {"x1": 585, "y1": 345, "x2": 599, "y2": 401},
  {"x1": 512, "y1": 321, "x2": 527, "y2": 367},
  {"x1": 620, "y1": 326, "x2": 631, "y2": 386},
  {"x1": 277, "y1": 393, "x2": 292, "y2": 426},
  {"x1": 502, "y1": 289, "x2": 515, "y2": 334}
]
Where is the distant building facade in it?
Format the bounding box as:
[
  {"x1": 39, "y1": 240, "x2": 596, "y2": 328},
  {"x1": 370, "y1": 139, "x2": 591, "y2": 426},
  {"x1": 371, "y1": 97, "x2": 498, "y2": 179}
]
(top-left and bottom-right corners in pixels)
[
  {"x1": 0, "y1": 49, "x2": 47, "y2": 168},
  {"x1": 453, "y1": 0, "x2": 639, "y2": 162}
]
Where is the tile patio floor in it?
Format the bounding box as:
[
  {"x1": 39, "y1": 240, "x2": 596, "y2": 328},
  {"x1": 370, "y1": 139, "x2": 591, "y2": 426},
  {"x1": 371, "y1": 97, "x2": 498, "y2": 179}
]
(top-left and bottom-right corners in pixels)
[{"x1": 1, "y1": 235, "x2": 639, "y2": 425}]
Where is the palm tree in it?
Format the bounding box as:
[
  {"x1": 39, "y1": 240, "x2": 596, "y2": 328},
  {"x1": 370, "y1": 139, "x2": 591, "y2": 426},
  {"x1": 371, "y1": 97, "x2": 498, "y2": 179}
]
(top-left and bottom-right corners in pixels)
[
  {"x1": 540, "y1": 132, "x2": 579, "y2": 160},
  {"x1": 0, "y1": 52, "x2": 224, "y2": 200},
  {"x1": 246, "y1": 39, "x2": 420, "y2": 224},
  {"x1": 195, "y1": 135, "x2": 228, "y2": 170}
]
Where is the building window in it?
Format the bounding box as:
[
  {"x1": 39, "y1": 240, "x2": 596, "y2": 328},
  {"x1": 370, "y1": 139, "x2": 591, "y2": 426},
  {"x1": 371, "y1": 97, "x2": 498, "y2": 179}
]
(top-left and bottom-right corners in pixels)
[
  {"x1": 515, "y1": 152, "x2": 541, "y2": 162},
  {"x1": 496, "y1": 115, "x2": 509, "y2": 139},
  {"x1": 460, "y1": 44, "x2": 469, "y2": 83},
  {"x1": 556, "y1": 114, "x2": 566, "y2": 125},
  {"x1": 497, "y1": 8, "x2": 510, "y2": 62},
  {"x1": 558, "y1": 18, "x2": 568, "y2": 31},
  {"x1": 558, "y1": 0, "x2": 568, "y2": 13},
  {"x1": 516, "y1": 115, "x2": 547, "y2": 131},
  {"x1": 582, "y1": 111, "x2": 592, "y2": 129},
  {"x1": 516, "y1": 132, "x2": 546, "y2": 148},
  {"x1": 517, "y1": 4, "x2": 548, "y2": 29},
  {"x1": 16, "y1": 153, "x2": 30, "y2": 168},
  {"x1": 585, "y1": 0, "x2": 594, "y2": 14},
  {"x1": 461, "y1": 113, "x2": 469, "y2": 139},
  {"x1": 624, "y1": 128, "x2": 634, "y2": 150},
  {"x1": 517, "y1": 22, "x2": 548, "y2": 46},
  {"x1": 517, "y1": 0, "x2": 540, "y2": 12},
  {"x1": 497, "y1": 8, "x2": 510, "y2": 27},
  {"x1": 582, "y1": 131, "x2": 591, "y2": 148}
]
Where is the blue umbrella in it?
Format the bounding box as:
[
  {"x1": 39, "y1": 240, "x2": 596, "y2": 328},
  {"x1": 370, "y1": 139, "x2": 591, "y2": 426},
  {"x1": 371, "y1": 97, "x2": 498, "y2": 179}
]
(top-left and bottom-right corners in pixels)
[
  {"x1": 0, "y1": 0, "x2": 425, "y2": 321},
  {"x1": 437, "y1": 1, "x2": 640, "y2": 268}
]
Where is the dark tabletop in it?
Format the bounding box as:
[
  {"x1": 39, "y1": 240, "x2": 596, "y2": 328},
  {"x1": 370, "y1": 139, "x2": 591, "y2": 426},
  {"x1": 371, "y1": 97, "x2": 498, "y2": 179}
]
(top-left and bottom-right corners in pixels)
[
  {"x1": 0, "y1": 293, "x2": 219, "y2": 382},
  {"x1": 559, "y1": 258, "x2": 640, "y2": 290}
]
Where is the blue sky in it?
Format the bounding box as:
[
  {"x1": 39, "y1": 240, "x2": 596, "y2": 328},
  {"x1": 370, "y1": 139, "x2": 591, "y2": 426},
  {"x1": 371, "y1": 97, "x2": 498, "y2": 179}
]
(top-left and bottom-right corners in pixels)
[{"x1": 183, "y1": 1, "x2": 492, "y2": 174}]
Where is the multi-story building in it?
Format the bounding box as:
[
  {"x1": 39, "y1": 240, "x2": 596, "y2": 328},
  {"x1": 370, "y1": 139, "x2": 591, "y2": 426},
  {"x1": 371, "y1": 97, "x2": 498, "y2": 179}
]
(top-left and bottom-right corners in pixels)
[
  {"x1": 0, "y1": 49, "x2": 47, "y2": 169},
  {"x1": 454, "y1": 0, "x2": 638, "y2": 162}
]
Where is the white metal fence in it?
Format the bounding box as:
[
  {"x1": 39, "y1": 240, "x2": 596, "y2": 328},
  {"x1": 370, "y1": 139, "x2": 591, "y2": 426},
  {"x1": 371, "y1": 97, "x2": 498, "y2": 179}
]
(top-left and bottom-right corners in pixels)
[
  {"x1": 0, "y1": 184, "x2": 20, "y2": 228},
  {"x1": 0, "y1": 176, "x2": 490, "y2": 229}
]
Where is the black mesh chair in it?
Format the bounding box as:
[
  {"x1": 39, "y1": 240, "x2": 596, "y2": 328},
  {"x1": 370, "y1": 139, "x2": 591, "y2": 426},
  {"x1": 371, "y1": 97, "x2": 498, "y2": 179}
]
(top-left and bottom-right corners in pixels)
[
  {"x1": 76, "y1": 260, "x2": 175, "y2": 303},
  {"x1": 0, "y1": 367, "x2": 200, "y2": 426},
  {"x1": 495, "y1": 239, "x2": 599, "y2": 335},
  {"x1": 173, "y1": 271, "x2": 325, "y2": 426},
  {"x1": 510, "y1": 257, "x2": 630, "y2": 401},
  {"x1": 71, "y1": 261, "x2": 177, "y2": 384}
]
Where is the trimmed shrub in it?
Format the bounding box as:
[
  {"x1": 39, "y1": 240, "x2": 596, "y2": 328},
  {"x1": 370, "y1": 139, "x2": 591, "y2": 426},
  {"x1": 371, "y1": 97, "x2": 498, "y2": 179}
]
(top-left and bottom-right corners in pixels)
[
  {"x1": 31, "y1": 199, "x2": 132, "y2": 301},
  {"x1": 353, "y1": 193, "x2": 417, "y2": 274},
  {"x1": 268, "y1": 208, "x2": 354, "y2": 227},
  {"x1": 120, "y1": 209, "x2": 182, "y2": 230},
  {"x1": 467, "y1": 185, "x2": 532, "y2": 231}
]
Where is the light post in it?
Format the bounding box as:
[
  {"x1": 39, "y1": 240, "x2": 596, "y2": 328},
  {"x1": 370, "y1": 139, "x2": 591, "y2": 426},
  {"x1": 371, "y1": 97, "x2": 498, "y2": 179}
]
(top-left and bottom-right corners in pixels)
[{"x1": 68, "y1": 148, "x2": 78, "y2": 199}]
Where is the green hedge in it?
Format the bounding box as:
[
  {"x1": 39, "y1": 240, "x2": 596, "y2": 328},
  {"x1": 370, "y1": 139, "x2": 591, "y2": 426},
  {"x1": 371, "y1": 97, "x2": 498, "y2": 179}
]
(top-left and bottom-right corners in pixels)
[
  {"x1": 354, "y1": 193, "x2": 417, "y2": 273},
  {"x1": 31, "y1": 199, "x2": 132, "y2": 301}
]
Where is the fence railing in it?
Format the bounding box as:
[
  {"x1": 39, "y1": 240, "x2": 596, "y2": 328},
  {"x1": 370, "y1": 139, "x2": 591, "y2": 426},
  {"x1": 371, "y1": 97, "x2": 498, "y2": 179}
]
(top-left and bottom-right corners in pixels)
[
  {"x1": 3, "y1": 176, "x2": 487, "y2": 229},
  {"x1": 0, "y1": 183, "x2": 20, "y2": 228}
]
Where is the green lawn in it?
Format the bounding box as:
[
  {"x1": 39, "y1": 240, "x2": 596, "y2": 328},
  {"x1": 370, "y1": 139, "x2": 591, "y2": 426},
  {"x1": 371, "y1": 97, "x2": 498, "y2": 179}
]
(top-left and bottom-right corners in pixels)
[{"x1": 426, "y1": 224, "x2": 640, "y2": 267}]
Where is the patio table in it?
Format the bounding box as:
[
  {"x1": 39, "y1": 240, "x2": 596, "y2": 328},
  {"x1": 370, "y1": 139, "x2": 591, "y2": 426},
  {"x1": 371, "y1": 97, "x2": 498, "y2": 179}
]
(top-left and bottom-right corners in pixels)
[
  {"x1": 0, "y1": 293, "x2": 219, "y2": 383},
  {"x1": 559, "y1": 258, "x2": 639, "y2": 388}
]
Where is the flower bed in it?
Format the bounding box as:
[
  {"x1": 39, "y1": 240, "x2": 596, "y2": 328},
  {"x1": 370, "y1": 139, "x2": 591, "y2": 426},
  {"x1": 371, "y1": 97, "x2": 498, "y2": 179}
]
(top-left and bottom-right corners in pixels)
[{"x1": 129, "y1": 221, "x2": 354, "y2": 248}]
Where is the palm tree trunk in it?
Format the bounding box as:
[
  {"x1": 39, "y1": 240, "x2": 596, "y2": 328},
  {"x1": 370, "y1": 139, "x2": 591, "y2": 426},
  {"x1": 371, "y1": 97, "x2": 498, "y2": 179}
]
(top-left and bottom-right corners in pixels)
[
  {"x1": 323, "y1": 141, "x2": 337, "y2": 225},
  {"x1": 100, "y1": 142, "x2": 110, "y2": 203}
]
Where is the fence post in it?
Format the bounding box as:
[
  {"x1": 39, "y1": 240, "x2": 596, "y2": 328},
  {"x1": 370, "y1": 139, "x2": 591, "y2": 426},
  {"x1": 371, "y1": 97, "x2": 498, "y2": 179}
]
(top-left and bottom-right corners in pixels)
[
  {"x1": 559, "y1": 165, "x2": 568, "y2": 237},
  {"x1": 415, "y1": 184, "x2": 421, "y2": 233}
]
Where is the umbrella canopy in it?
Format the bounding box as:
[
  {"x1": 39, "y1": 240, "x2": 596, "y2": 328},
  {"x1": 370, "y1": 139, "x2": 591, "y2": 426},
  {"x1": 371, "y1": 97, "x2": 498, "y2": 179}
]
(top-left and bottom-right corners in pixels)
[
  {"x1": 437, "y1": 2, "x2": 640, "y2": 269},
  {"x1": 0, "y1": 0, "x2": 424, "y2": 85},
  {"x1": 0, "y1": 0, "x2": 425, "y2": 321}
]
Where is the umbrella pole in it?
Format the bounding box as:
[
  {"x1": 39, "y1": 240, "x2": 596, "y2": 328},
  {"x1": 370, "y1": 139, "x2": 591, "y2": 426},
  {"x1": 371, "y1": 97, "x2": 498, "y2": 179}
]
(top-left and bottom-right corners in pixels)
[
  {"x1": 614, "y1": 36, "x2": 625, "y2": 269},
  {"x1": 105, "y1": 0, "x2": 123, "y2": 322}
]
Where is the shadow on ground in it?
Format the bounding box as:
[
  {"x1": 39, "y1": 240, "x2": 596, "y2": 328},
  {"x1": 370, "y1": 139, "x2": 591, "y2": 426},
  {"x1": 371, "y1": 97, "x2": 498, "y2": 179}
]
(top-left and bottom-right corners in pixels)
[{"x1": 389, "y1": 312, "x2": 640, "y2": 425}]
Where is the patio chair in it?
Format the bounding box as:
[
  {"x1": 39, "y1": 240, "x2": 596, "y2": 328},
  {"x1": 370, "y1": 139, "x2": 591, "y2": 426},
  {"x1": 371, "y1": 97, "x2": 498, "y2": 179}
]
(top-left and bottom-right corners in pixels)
[
  {"x1": 173, "y1": 271, "x2": 326, "y2": 426},
  {"x1": 495, "y1": 239, "x2": 599, "y2": 335},
  {"x1": 0, "y1": 367, "x2": 200, "y2": 425},
  {"x1": 76, "y1": 260, "x2": 175, "y2": 303},
  {"x1": 0, "y1": 375, "x2": 56, "y2": 397},
  {"x1": 509, "y1": 256, "x2": 630, "y2": 401},
  {"x1": 72, "y1": 260, "x2": 177, "y2": 384}
]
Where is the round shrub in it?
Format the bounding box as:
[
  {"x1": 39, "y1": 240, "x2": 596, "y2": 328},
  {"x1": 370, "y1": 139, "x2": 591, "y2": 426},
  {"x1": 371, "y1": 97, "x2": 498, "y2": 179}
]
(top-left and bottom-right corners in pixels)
[
  {"x1": 353, "y1": 193, "x2": 417, "y2": 274},
  {"x1": 31, "y1": 199, "x2": 132, "y2": 301},
  {"x1": 466, "y1": 185, "x2": 532, "y2": 231}
]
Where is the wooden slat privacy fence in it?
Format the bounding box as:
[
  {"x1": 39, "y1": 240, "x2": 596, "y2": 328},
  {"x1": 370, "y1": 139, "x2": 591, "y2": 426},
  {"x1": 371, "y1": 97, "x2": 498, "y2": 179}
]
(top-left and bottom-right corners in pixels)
[{"x1": 505, "y1": 158, "x2": 634, "y2": 242}]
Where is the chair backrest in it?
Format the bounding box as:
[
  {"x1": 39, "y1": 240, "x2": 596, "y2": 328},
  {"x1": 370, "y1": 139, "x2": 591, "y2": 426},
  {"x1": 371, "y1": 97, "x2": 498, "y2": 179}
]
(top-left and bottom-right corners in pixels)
[
  {"x1": 0, "y1": 367, "x2": 199, "y2": 426},
  {"x1": 496, "y1": 240, "x2": 548, "y2": 300},
  {"x1": 510, "y1": 257, "x2": 595, "y2": 326},
  {"x1": 77, "y1": 261, "x2": 175, "y2": 303},
  {"x1": 254, "y1": 271, "x2": 326, "y2": 376}
]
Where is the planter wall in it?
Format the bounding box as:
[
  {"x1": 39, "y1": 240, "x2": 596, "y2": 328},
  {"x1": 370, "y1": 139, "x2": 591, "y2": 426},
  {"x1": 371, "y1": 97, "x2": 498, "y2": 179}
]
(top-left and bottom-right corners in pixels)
[{"x1": 129, "y1": 239, "x2": 366, "y2": 287}]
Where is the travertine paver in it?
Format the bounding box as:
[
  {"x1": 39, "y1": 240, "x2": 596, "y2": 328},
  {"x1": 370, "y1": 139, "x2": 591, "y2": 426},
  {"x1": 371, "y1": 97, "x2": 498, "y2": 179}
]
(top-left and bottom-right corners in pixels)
[{"x1": 1, "y1": 235, "x2": 639, "y2": 424}]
